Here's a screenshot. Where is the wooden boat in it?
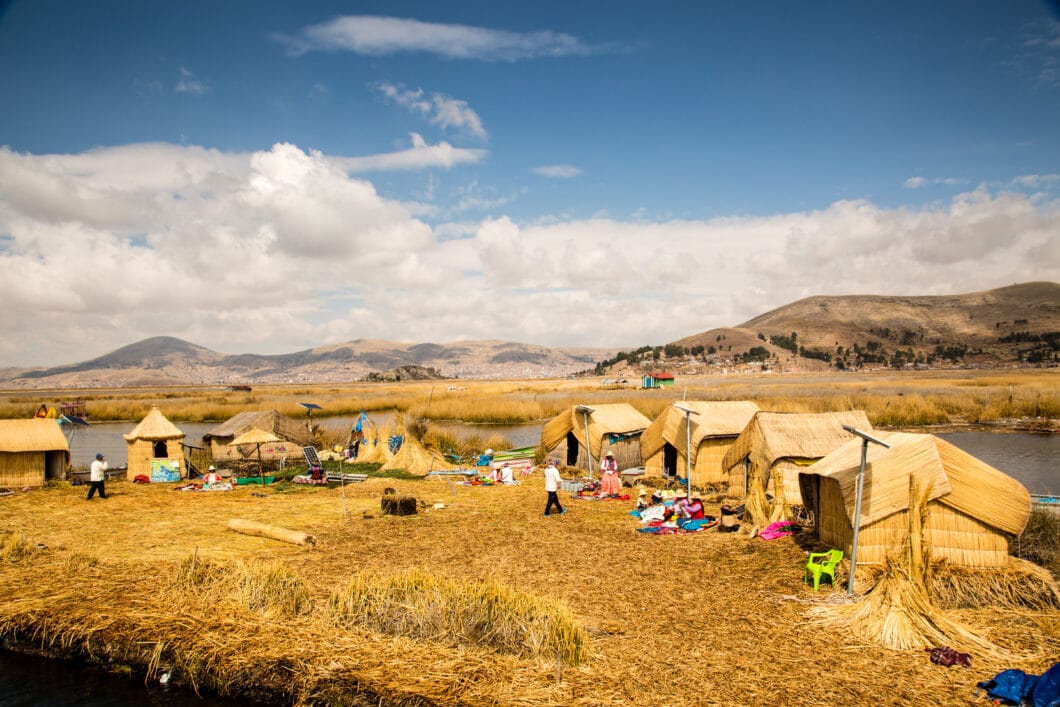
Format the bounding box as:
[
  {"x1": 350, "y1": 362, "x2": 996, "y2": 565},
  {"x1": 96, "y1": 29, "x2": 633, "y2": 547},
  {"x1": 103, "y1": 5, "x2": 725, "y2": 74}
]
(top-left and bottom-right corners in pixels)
[{"x1": 1031, "y1": 493, "x2": 1059, "y2": 515}]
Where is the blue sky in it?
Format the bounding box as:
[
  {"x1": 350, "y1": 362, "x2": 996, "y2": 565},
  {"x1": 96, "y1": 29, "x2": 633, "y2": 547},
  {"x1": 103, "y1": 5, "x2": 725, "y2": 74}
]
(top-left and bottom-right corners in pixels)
[{"x1": 0, "y1": 1, "x2": 1058, "y2": 367}]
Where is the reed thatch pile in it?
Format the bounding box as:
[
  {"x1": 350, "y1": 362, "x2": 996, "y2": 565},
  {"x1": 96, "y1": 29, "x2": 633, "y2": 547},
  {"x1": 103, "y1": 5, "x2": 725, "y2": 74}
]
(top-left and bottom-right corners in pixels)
[
  {"x1": 0, "y1": 474, "x2": 1057, "y2": 705},
  {"x1": 381, "y1": 434, "x2": 452, "y2": 476}
]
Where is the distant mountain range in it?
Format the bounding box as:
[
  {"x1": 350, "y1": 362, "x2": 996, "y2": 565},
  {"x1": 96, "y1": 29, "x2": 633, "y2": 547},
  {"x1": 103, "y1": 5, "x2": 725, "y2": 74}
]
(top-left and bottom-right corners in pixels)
[
  {"x1": 0, "y1": 282, "x2": 1055, "y2": 388},
  {"x1": 0, "y1": 338, "x2": 615, "y2": 388}
]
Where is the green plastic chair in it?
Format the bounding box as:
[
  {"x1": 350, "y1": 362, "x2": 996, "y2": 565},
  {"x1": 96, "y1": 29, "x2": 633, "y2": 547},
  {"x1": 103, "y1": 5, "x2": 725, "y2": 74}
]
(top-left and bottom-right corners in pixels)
[{"x1": 804, "y1": 549, "x2": 843, "y2": 590}]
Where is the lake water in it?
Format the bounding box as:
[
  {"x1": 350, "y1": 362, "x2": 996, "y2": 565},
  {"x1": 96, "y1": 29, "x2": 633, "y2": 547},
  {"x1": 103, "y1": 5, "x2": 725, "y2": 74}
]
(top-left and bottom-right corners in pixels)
[
  {"x1": 62, "y1": 418, "x2": 1056, "y2": 493},
  {"x1": 0, "y1": 650, "x2": 252, "y2": 706}
]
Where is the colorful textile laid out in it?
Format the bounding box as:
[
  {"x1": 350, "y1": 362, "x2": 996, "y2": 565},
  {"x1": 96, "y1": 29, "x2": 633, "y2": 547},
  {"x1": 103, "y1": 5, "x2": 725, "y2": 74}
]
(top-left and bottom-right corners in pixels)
[
  {"x1": 292, "y1": 475, "x2": 329, "y2": 486},
  {"x1": 574, "y1": 492, "x2": 631, "y2": 501},
  {"x1": 759, "y1": 520, "x2": 801, "y2": 540},
  {"x1": 174, "y1": 482, "x2": 233, "y2": 492},
  {"x1": 637, "y1": 517, "x2": 719, "y2": 534}
]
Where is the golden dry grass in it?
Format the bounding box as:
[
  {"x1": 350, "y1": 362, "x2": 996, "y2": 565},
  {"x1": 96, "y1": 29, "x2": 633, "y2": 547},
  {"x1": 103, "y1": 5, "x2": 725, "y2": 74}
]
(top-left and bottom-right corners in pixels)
[
  {"x1": 1, "y1": 473, "x2": 1057, "y2": 706},
  {"x1": 2, "y1": 369, "x2": 1057, "y2": 430}
]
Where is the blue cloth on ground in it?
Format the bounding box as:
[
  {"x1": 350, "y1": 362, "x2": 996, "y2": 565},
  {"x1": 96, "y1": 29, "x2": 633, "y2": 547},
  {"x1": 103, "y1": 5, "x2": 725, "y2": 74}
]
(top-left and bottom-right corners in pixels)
[
  {"x1": 1034, "y1": 662, "x2": 1060, "y2": 707},
  {"x1": 978, "y1": 669, "x2": 1039, "y2": 705}
]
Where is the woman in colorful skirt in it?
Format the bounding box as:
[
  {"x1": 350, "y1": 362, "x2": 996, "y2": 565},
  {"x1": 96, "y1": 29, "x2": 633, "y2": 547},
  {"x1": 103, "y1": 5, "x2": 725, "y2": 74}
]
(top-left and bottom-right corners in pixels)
[{"x1": 600, "y1": 451, "x2": 622, "y2": 497}]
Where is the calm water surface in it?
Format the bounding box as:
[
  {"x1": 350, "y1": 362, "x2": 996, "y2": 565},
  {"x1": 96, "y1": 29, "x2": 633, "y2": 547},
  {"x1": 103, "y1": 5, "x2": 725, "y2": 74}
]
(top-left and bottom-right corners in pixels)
[{"x1": 0, "y1": 650, "x2": 253, "y2": 706}]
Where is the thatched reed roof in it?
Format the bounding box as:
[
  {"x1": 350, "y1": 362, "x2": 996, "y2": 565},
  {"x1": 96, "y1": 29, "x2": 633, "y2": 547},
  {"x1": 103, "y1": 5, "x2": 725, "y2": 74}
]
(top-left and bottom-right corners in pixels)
[
  {"x1": 640, "y1": 401, "x2": 759, "y2": 462},
  {"x1": 801, "y1": 431, "x2": 1031, "y2": 536},
  {"x1": 123, "y1": 406, "x2": 184, "y2": 442},
  {"x1": 721, "y1": 410, "x2": 871, "y2": 475},
  {"x1": 229, "y1": 428, "x2": 282, "y2": 447},
  {"x1": 0, "y1": 419, "x2": 69, "y2": 453},
  {"x1": 203, "y1": 410, "x2": 311, "y2": 446},
  {"x1": 541, "y1": 403, "x2": 650, "y2": 461}
]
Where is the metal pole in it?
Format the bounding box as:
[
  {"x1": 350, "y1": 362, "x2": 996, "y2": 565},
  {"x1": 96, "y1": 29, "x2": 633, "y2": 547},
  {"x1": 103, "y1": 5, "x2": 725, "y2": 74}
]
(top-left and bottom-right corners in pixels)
[
  {"x1": 842, "y1": 425, "x2": 890, "y2": 597},
  {"x1": 684, "y1": 409, "x2": 693, "y2": 501},
  {"x1": 847, "y1": 439, "x2": 869, "y2": 596},
  {"x1": 582, "y1": 410, "x2": 594, "y2": 480}
]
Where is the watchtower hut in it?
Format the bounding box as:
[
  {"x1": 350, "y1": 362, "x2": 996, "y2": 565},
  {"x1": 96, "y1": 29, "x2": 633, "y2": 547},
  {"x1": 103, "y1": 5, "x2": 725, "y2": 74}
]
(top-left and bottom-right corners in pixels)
[{"x1": 124, "y1": 406, "x2": 186, "y2": 479}]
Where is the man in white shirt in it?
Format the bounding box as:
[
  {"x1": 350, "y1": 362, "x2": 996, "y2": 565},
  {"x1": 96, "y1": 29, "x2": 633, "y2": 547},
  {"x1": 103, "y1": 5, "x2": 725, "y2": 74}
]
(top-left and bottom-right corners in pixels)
[
  {"x1": 87, "y1": 453, "x2": 108, "y2": 500},
  {"x1": 543, "y1": 459, "x2": 566, "y2": 516}
]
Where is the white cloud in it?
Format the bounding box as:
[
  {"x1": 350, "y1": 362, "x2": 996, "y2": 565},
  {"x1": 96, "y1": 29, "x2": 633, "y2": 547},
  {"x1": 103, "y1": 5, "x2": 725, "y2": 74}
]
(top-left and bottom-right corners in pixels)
[
  {"x1": 333, "y1": 133, "x2": 487, "y2": 172},
  {"x1": 532, "y1": 164, "x2": 582, "y2": 178},
  {"x1": 1012, "y1": 173, "x2": 1060, "y2": 188},
  {"x1": 175, "y1": 67, "x2": 208, "y2": 95},
  {"x1": 1, "y1": 143, "x2": 1057, "y2": 366},
  {"x1": 276, "y1": 15, "x2": 600, "y2": 61},
  {"x1": 376, "y1": 83, "x2": 487, "y2": 141},
  {"x1": 903, "y1": 175, "x2": 969, "y2": 189}
]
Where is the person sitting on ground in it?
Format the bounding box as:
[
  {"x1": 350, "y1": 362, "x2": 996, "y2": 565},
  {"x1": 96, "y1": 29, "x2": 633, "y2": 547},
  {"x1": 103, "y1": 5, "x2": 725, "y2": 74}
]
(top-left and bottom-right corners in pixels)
[
  {"x1": 477, "y1": 449, "x2": 495, "y2": 467},
  {"x1": 499, "y1": 462, "x2": 515, "y2": 484},
  {"x1": 683, "y1": 496, "x2": 705, "y2": 520},
  {"x1": 636, "y1": 487, "x2": 650, "y2": 510},
  {"x1": 203, "y1": 465, "x2": 222, "y2": 486}
]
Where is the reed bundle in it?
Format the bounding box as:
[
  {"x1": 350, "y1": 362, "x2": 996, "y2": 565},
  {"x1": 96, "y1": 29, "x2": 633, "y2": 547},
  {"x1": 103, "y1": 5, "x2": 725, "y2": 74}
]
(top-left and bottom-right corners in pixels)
[{"x1": 327, "y1": 569, "x2": 588, "y2": 666}]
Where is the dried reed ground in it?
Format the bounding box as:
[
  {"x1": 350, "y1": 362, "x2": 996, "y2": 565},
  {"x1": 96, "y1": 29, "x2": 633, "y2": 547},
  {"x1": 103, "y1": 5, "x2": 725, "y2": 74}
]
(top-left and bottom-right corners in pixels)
[{"x1": 0, "y1": 476, "x2": 1057, "y2": 706}]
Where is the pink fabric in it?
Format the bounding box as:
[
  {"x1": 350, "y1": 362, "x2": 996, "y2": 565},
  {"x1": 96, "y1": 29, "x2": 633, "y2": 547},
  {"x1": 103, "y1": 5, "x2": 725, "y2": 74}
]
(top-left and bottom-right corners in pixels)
[
  {"x1": 600, "y1": 469, "x2": 622, "y2": 495},
  {"x1": 759, "y1": 520, "x2": 800, "y2": 540}
]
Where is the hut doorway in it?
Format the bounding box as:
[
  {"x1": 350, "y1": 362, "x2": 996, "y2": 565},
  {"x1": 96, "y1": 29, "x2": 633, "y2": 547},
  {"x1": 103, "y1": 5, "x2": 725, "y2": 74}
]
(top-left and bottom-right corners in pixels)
[
  {"x1": 564, "y1": 432, "x2": 580, "y2": 467},
  {"x1": 153, "y1": 440, "x2": 169, "y2": 458},
  {"x1": 44, "y1": 451, "x2": 66, "y2": 481},
  {"x1": 663, "y1": 443, "x2": 678, "y2": 478}
]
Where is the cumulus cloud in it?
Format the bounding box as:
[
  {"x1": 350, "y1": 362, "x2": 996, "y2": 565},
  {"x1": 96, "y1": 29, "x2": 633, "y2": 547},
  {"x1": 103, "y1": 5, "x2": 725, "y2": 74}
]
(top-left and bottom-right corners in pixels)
[
  {"x1": 376, "y1": 82, "x2": 487, "y2": 140},
  {"x1": 332, "y1": 133, "x2": 487, "y2": 172},
  {"x1": 0, "y1": 142, "x2": 1057, "y2": 366},
  {"x1": 276, "y1": 15, "x2": 601, "y2": 61},
  {"x1": 532, "y1": 164, "x2": 582, "y2": 178}
]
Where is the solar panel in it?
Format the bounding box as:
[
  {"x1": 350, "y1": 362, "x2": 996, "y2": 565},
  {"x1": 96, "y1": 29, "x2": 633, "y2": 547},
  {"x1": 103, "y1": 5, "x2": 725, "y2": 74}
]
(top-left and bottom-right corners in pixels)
[
  {"x1": 302, "y1": 446, "x2": 322, "y2": 469},
  {"x1": 299, "y1": 402, "x2": 323, "y2": 411}
]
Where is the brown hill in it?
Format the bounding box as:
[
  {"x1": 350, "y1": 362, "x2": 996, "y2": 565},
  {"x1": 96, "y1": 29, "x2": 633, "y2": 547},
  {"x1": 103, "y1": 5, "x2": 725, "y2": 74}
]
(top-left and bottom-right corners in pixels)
[{"x1": 664, "y1": 282, "x2": 1059, "y2": 373}]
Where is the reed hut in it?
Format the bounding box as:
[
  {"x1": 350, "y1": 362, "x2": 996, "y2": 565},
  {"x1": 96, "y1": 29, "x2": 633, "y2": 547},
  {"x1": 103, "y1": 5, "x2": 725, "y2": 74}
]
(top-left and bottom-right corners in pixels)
[
  {"x1": 123, "y1": 406, "x2": 185, "y2": 480},
  {"x1": 0, "y1": 419, "x2": 69, "y2": 487},
  {"x1": 798, "y1": 432, "x2": 1031, "y2": 569},
  {"x1": 722, "y1": 410, "x2": 872, "y2": 505},
  {"x1": 640, "y1": 401, "x2": 760, "y2": 485},
  {"x1": 541, "y1": 403, "x2": 651, "y2": 472},
  {"x1": 203, "y1": 410, "x2": 311, "y2": 463}
]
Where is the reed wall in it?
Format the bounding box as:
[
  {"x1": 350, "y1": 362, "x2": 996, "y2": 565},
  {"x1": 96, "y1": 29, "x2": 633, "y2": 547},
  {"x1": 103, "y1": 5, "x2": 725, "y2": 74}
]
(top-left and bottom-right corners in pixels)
[
  {"x1": 689, "y1": 438, "x2": 733, "y2": 486},
  {"x1": 0, "y1": 451, "x2": 45, "y2": 487},
  {"x1": 127, "y1": 437, "x2": 184, "y2": 478},
  {"x1": 815, "y1": 476, "x2": 1012, "y2": 569}
]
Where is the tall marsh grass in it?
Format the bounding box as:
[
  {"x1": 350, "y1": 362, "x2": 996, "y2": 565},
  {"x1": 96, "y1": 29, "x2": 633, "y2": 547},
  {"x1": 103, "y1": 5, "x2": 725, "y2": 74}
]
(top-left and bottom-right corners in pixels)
[
  {"x1": 327, "y1": 569, "x2": 588, "y2": 665},
  {"x1": 175, "y1": 555, "x2": 312, "y2": 619},
  {"x1": 2, "y1": 370, "x2": 1055, "y2": 430}
]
